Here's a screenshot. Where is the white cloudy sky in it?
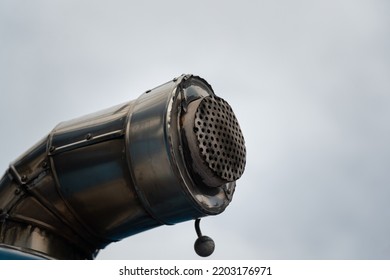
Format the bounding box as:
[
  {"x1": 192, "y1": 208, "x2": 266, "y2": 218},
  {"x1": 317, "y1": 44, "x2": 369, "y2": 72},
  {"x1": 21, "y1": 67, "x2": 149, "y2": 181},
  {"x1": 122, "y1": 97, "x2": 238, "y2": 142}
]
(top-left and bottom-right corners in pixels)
[{"x1": 1, "y1": 1, "x2": 390, "y2": 259}]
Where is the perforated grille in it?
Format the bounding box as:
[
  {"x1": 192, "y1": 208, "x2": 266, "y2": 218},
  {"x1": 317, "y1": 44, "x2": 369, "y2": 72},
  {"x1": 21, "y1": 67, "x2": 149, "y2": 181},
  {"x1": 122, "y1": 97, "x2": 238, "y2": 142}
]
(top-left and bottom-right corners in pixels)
[{"x1": 193, "y1": 96, "x2": 246, "y2": 181}]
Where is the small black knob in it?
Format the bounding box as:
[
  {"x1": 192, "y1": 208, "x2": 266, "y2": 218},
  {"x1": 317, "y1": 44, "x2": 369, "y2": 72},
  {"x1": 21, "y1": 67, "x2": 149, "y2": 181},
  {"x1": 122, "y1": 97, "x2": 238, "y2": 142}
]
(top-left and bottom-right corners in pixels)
[
  {"x1": 194, "y1": 218, "x2": 215, "y2": 257},
  {"x1": 194, "y1": 235, "x2": 215, "y2": 257}
]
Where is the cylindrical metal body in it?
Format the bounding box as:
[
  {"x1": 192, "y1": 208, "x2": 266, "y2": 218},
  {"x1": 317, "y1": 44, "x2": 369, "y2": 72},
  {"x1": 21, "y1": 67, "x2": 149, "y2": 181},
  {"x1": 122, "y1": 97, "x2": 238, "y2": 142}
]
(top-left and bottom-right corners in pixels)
[{"x1": 0, "y1": 75, "x2": 246, "y2": 259}]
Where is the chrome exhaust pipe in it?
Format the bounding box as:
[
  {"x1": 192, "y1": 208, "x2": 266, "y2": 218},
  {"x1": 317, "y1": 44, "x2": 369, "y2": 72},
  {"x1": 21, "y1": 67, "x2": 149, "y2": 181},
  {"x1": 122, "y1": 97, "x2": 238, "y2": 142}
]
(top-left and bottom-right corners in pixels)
[{"x1": 0, "y1": 74, "x2": 246, "y2": 259}]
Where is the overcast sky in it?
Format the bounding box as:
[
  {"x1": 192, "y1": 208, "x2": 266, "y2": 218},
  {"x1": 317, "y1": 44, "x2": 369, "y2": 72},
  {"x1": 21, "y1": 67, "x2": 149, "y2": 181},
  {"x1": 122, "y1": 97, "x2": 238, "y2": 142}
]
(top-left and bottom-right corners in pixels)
[{"x1": 1, "y1": 0, "x2": 390, "y2": 259}]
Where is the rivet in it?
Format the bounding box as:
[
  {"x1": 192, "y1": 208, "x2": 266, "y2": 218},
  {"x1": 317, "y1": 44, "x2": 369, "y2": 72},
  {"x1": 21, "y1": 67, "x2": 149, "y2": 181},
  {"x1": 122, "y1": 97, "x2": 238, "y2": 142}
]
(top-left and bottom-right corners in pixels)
[{"x1": 42, "y1": 161, "x2": 48, "y2": 168}]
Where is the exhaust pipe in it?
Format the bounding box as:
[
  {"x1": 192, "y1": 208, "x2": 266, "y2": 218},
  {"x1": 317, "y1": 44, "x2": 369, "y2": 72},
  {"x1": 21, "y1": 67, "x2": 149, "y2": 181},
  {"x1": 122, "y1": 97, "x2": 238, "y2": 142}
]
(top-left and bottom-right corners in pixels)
[{"x1": 0, "y1": 74, "x2": 246, "y2": 259}]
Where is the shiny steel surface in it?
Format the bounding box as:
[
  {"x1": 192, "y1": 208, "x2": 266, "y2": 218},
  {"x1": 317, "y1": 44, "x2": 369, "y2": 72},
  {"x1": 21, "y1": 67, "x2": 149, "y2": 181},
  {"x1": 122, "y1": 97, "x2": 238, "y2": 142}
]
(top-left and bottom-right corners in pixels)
[
  {"x1": 0, "y1": 74, "x2": 246, "y2": 259},
  {"x1": 0, "y1": 245, "x2": 45, "y2": 260}
]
